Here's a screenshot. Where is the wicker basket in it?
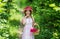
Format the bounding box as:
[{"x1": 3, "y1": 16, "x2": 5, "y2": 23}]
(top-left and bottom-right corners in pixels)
[
  {"x1": 30, "y1": 24, "x2": 40, "y2": 35},
  {"x1": 33, "y1": 29, "x2": 40, "y2": 35}
]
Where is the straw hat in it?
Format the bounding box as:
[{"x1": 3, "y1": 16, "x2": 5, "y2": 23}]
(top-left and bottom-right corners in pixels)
[{"x1": 24, "y1": 6, "x2": 33, "y2": 13}]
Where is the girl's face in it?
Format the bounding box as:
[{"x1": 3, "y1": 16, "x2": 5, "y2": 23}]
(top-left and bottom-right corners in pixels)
[{"x1": 25, "y1": 10, "x2": 31, "y2": 16}]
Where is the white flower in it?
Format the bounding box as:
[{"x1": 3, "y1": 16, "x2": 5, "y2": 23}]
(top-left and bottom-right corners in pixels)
[
  {"x1": 0, "y1": 26, "x2": 4, "y2": 29},
  {"x1": 3, "y1": 0, "x2": 8, "y2": 2},
  {"x1": 5, "y1": 34, "x2": 9, "y2": 37}
]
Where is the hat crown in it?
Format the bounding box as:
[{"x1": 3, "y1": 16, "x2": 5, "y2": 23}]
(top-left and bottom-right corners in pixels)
[{"x1": 24, "y1": 6, "x2": 32, "y2": 10}]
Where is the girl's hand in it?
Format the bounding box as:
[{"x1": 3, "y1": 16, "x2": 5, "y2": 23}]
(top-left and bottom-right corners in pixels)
[
  {"x1": 25, "y1": 16, "x2": 27, "y2": 18},
  {"x1": 25, "y1": 14, "x2": 30, "y2": 18},
  {"x1": 34, "y1": 23, "x2": 38, "y2": 26}
]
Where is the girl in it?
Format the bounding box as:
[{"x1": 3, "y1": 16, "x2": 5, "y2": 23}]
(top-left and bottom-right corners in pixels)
[{"x1": 21, "y1": 6, "x2": 37, "y2": 39}]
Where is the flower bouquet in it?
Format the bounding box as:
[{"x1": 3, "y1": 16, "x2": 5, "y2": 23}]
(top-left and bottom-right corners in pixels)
[{"x1": 30, "y1": 24, "x2": 40, "y2": 35}]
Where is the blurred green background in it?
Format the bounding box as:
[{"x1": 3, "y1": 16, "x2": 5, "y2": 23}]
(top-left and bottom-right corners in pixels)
[{"x1": 0, "y1": 0, "x2": 60, "y2": 39}]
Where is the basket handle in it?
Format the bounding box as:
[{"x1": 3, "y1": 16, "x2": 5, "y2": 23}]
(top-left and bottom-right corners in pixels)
[
  {"x1": 34, "y1": 23, "x2": 40, "y2": 29},
  {"x1": 37, "y1": 24, "x2": 40, "y2": 29}
]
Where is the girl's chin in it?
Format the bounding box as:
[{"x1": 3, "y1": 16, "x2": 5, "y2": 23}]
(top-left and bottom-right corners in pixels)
[{"x1": 26, "y1": 15, "x2": 30, "y2": 17}]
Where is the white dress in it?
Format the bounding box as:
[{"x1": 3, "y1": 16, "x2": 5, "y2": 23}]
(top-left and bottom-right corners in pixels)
[{"x1": 22, "y1": 17, "x2": 34, "y2": 39}]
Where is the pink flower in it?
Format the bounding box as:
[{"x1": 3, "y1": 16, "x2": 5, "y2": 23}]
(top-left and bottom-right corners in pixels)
[{"x1": 30, "y1": 28, "x2": 37, "y2": 32}]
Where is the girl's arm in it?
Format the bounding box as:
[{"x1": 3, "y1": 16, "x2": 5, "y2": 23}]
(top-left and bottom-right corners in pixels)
[
  {"x1": 21, "y1": 17, "x2": 26, "y2": 26},
  {"x1": 32, "y1": 18, "x2": 38, "y2": 27}
]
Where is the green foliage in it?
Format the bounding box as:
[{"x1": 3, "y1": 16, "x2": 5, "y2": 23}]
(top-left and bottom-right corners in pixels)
[{"x1": 0, "y1": 0, "x2": 60, "y2": 39}]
